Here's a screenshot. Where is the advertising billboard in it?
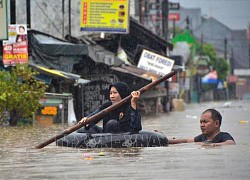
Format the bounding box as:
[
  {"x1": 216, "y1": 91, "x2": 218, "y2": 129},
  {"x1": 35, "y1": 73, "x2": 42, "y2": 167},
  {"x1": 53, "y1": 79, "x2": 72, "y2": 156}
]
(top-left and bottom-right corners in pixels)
[
  {"x1": 80, "y1": 0, "x2": 129, "y2": 33},
  {"x1": 2, "y1": 24, "x2": 28, "y2": 66}
]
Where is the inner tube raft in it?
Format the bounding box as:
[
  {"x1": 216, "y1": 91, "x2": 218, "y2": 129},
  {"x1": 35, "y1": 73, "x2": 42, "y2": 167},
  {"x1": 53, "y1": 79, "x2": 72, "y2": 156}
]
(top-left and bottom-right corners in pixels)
[{"x1": 56, "y1": 130, "x2": 168, "y2": 148}]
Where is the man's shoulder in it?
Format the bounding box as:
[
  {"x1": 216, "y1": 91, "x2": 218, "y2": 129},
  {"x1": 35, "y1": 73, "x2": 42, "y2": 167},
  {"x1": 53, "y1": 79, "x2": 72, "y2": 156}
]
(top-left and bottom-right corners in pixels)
[
  {"x1": 218, "y1": 132, "x2": 234, "y2": 139},
  {"x1": 194, "y1": 134, "x2": 206, "y2": 142},
  {"x1": 214, "y1": 132, "x2": 235, "y2": 143},
  {"x1": 219, "y1": 132, "x2": 232, "y2": 135},
  {"x1": 194, "y1": 132, "x2": 234, "y2": 143}
]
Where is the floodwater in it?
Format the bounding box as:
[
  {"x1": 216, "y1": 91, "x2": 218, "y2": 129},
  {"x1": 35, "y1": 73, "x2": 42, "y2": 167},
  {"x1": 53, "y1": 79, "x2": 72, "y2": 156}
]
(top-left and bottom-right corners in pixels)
[{"x1": 1, "y1": 100, "x2": 250, "y2": 180}]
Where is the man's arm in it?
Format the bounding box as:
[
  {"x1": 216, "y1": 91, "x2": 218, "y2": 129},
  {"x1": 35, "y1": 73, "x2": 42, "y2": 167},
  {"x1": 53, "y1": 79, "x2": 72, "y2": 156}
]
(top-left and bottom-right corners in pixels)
[
  {"x1": 223, "y1": 140, "x2": 236, "y2": 145},
  {"x1": 168, "y1": 138, "x2": 194, "y2": 144},
  {"x1": 200, "y1": 140, "x2": 236, "y2": 146}
]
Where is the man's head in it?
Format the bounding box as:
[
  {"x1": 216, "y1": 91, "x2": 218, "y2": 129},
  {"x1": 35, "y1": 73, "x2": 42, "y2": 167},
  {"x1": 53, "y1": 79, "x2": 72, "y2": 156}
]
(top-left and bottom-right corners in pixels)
[
  {"x1": 200, "y1": 109, "x2": 222, "y2": 136},
  {"x1": 203, "y1": 109, "x2": 222, "y2": 127}
]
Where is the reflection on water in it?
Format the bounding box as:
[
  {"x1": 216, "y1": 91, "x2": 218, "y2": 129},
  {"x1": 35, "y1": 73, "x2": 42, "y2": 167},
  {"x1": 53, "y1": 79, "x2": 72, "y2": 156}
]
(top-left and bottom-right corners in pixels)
[{"x1": 1, "y1": 100, "x2": 250, "y2": 179}]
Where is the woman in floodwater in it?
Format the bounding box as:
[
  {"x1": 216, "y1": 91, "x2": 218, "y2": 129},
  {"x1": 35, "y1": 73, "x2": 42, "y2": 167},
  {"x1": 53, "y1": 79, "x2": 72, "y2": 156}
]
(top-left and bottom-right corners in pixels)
[{"x1": 78, "y1": 82, "x2": 142, "y2": 133}]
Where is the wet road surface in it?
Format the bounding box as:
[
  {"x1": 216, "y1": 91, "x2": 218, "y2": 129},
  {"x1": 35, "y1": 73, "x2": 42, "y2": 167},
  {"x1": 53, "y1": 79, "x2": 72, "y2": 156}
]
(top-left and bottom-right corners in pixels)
[{"x1": 0, "y1": 100, "x2": 250, "y2": 179}]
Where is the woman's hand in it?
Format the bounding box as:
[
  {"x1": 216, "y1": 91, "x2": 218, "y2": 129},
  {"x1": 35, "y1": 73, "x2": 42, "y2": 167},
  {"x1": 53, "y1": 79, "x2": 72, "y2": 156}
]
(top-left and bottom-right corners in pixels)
[
  {"x1": 78, "y1": 117, "x2": 89, "y2": 127},
  {"x1": 131, "y1": 91, "x2": 140, "y2": 109},
  {"x1": 131, "y1": 91, "x2": 140, "y2": 101}
]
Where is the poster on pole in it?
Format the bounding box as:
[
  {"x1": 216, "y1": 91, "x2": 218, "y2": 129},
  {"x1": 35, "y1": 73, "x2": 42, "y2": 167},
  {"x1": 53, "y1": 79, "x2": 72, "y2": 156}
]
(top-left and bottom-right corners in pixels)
[
  {"x1": 0, "y1": 0, "x2": 8, "y2": 40},
  {"x1": 2, "y1": 24, "x2": 28, "y2": 67},
  {"x1": 80, "y1": 0, "x2": 129, "y2": 34},
  {"x1": 137, "y1": 50, "x2": 175, "y2": 76}
]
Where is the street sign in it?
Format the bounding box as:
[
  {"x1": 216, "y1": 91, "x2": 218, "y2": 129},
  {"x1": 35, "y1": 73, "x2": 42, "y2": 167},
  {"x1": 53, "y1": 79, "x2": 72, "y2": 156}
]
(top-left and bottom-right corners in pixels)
[
  {"x1": 168, "y1": 2, "x2": 180, "y2": 10},
  {"x1": 168, "y1": 13, "x2": 180, "y2": 21},
  {"x1": 138, "y1": 49, "x2": 174, "y2": 76}
]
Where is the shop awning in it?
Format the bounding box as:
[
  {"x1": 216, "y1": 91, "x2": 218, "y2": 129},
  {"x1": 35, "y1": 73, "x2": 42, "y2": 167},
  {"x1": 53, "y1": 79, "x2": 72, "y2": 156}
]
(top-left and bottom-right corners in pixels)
[
  {"x1": 202, "y1": 71, "x2": 218, "y2": 84},
  {"x1": 30, "y1": 30, "x2": 88, "y2": 72},
  {"x1": 111, "y1": 64, "x2": 161, "y2": 82},
  {"x1": 29, "y1": 62, "x2": 90, "y2": 85}
]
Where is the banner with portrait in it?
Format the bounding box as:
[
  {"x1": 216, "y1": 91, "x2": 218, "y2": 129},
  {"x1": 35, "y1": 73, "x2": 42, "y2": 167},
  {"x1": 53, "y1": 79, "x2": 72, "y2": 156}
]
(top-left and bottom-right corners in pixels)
[{"x1": 2, "y1": 24, "x2": 28, "y2": 67}]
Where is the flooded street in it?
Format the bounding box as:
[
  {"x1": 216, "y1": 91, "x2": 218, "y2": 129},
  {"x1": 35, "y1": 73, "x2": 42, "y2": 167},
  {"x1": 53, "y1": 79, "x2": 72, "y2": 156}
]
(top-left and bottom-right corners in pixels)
[{"x1": 1, "y1": 100, "x2": 250, "y2": 179}]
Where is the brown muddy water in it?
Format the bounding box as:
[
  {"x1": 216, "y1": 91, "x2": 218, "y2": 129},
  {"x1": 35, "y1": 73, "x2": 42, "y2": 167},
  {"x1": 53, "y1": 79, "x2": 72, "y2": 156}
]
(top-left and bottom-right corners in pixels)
[{"x1": 0, "y1": 100, "x2": 250, "y2": 180}]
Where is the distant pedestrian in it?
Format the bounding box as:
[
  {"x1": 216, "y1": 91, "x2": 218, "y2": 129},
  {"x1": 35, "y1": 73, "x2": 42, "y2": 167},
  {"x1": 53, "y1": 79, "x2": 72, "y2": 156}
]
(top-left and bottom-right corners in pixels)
[{"x1": 169, "y1": 108, "x2": 235, "y2": 146}]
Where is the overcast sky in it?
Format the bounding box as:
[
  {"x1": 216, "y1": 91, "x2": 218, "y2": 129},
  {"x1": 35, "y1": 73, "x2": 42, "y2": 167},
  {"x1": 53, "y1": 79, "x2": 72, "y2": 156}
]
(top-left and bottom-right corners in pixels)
[{"x1": 170, "y1": 0, "x2": 250, "y2": 30}]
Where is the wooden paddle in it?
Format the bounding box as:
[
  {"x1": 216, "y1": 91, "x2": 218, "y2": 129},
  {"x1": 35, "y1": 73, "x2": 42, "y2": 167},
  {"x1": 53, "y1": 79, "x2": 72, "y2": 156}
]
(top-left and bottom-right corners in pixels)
[{"x1": 34, "y1": 70, "x2": 178, "y2": 149}]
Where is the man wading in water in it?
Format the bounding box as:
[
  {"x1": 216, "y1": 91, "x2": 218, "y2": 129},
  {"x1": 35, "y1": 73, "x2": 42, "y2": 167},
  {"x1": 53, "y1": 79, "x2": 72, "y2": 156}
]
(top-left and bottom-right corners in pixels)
[{"x1": 169, "y1": 109, "x2": 235, "y2": 146}]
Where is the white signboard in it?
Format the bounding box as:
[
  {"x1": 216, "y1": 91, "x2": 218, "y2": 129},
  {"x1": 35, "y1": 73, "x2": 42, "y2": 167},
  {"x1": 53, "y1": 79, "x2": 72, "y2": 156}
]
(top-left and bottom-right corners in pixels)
[
  {"x1": 137, "y1": 50, "x2": 175, "y2": 76},
  {"x1": 0, "y1": 0, "x2": 8, "y2": 40}
]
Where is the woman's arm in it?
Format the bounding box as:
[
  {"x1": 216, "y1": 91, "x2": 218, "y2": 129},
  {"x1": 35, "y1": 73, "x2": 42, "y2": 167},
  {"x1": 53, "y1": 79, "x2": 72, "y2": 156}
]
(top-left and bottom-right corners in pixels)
[
  {"x1": 78, "y1": 102, "x2": 111, "y2": 125},
  {"x1": 129, "y1": 91, "x2": 142, "y2": 131},
  {"x1": 129, "y1": 107, "x2": 142, "y2": 132},
  {"x1": 131, "y1": 91, "x2": 140, "y2": 109}
]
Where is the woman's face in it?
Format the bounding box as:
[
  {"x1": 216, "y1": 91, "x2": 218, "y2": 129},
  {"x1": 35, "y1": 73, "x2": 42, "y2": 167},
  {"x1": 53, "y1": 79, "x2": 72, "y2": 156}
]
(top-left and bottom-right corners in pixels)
[
  {"x1": 19, "y1": 27, "x2": 25, "y2": 34},
  {"x1": 109, "y1": 86, "x2": 121, "y2": 104}
]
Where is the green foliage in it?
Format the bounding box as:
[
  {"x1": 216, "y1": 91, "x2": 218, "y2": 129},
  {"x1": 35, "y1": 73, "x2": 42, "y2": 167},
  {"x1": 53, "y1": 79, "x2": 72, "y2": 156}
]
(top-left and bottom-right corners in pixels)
[
  {"x1": 201, "y1": 44, "x2": 217, "y2": 64},
  {"x1": 215, "y1": 57, "x2": 229, "y2": 80},
  {"x1": 201, "y1": 43, "x2": 229, "y2": 81},
  {"x1": 0, "y1": 64, "x2": 47, "y2": 126},
  {"x1": 169, "y1": 26, "x2": 184, "y2": 37}
]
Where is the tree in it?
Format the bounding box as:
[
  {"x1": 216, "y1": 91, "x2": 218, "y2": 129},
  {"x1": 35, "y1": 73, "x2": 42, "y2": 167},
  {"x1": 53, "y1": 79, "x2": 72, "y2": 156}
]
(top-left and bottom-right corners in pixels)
[
  {"x1": 201, "y1": 44, "x2": 217, "y2": 66},
  {"x1": 201, "y1": 44, "x2": 229, "y2": 80},
  {"x1": 0, "y1": 64, "x2": 47, "y2": 126},
  {"x1": 215, "y1": 57, "x2": 229, "y2": 80}
]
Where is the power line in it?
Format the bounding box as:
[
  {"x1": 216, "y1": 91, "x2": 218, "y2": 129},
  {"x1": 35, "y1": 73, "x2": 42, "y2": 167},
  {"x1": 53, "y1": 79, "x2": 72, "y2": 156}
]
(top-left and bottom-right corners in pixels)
[
  {"x1": 33, "y1": 0, "x2": 62, "y2": 35},
  {"x1": 46, "y1": 0, "x2": 63, "y2": 23}
]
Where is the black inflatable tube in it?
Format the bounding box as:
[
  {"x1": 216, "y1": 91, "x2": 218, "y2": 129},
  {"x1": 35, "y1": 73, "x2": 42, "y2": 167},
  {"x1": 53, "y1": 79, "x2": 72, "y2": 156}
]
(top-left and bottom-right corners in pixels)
[{"x1": 56, "y1": 130, "x2": 169, "y2": 148}]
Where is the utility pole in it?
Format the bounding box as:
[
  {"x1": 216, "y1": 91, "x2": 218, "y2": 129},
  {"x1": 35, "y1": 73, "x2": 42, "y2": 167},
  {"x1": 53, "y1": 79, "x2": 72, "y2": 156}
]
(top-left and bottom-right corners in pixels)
[
  {"x1": 156, "y1": 0, "x2": 161, "y2": 37},
  {"x1": 10, "y1": 0, "x2": 16, "y2": 24},
  {"x1": 249, "y1": 43, "x2": 250, "y2": 68},
  {"x1": 224, "y1": 37, "x2": 228, "y2": 60},
  {"x1": 62, "y1": 0, "x2": 65, "y2": 38},
  {"x1": 26, "y1": 0, "x2": 31, "y2": 28},
  {"x1": 230, "y1": 48, "x2": 234, "y2": 75},
  {"x1": 231, "y1": 47, "x2": 235, "y2": 99},
  {"x1": 139, "y1": 0, "x2": 145, "y2": 25},
  {"x1": 68, "y1": 0, "x2": 71, "y2": 41},
  {"x1": 162, "y1": 0, "x2": 169, "y2": 42},
  {"x1": 173, "y1": 19, "x2": 176, "y2": 38},
  {"x1": 200, "y1": 33, "x2": 203, "y2": 55},
  {"x1": 186, "y1": 16, "x2": 190, "y2": 30}
]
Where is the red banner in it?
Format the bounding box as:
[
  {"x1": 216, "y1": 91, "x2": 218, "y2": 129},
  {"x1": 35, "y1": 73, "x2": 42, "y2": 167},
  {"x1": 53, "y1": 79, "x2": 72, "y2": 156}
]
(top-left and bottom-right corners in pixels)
[
  {"x1": 2, "y1": 24, "x2": 28, "y2": 66},
  {"x1": 168, "y1": 13, "x2": 180, "y2": 21}
]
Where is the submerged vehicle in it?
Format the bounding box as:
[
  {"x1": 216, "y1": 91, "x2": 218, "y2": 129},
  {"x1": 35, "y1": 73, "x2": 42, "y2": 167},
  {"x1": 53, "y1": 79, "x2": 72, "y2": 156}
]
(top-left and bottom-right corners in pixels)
[{"x1": 56, "y1": 129, "x2": 169, "y2": 148}]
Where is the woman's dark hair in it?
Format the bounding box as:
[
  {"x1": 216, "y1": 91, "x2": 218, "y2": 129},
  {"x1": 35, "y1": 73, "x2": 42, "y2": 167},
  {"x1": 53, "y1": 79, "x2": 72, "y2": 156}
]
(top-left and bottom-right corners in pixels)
[
  {"x1": 19, "y1": 26, "x2": 25, "y2": 30},
  {"x1": 109, "y1": 82, "x2": 130, "y2": 99},
  {"x1": 203, "y1": 109, "x2": 222, "y2": 127}
]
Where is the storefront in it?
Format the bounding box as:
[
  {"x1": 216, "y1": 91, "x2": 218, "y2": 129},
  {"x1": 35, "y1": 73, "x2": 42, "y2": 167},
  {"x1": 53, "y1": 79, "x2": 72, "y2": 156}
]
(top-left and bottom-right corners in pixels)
[{"x1": 35, "y1": 93, "x2": 76, "y2": 126}]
